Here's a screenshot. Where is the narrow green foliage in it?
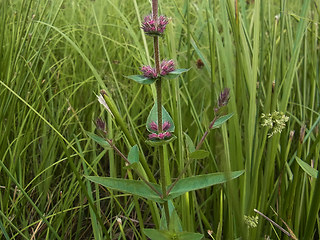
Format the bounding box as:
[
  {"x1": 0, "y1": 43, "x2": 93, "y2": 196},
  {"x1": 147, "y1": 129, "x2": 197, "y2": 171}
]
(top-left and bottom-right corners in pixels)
[
  {"x1": 295, "y1": 157, "x2": 318, "y2": 178},
  {"x1": 167, "y1": 171, "x2": 244, "y2": 199},
  {"x1": 86, "y1": 131, "x2": 111, "y2": 148},
  {"x1": 85, "y1": 176, "x2": 163, "y2": 202}
]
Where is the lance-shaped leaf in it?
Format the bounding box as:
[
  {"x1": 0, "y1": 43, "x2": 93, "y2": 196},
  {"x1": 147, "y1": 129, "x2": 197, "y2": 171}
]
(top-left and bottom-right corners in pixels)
[
  {"x1": 86, "y1": 131, "x2": 110, "y2": 148},
  {"x1": 212, "y1": 113, "x2": 234, "y2": 129},
  {"x1": 189, "y1": 150, "x2": 209, "y2": 159},
  {"x1": 146, "y1": 103, "x2": 175, "y2": 133},
  {"x1": 85, "y1": 176, "x2": 163, "y2": 202},
  {"x1": 163, "y1": 68, "x2": 190, "y2": 79},
  {"x1": 125, "y1": 75, "x2": 157, "y2": 85},
  {"x1": 144, "y1": 229, "x2": 203, "y2": 240},
  {"x1": 184, "y1": 133, "x2": 196, "y2": 153},
  {"x1": 128, "y1": 145, "x2": 139, "y2": 164},
  {"x1": 167, "y1": 170, "x2": 244, "y2": 199},
  {"x1": 295, "y1": 157, "x2": 318, "y2": 178}
]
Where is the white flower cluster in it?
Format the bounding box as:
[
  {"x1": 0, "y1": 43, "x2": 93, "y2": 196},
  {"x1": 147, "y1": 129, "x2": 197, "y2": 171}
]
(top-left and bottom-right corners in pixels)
[
  {"x1": 244, "y1": 215, "x2": 259, "y2": 228},
  {"x1": 261, "y1": 111, "x2": 289, "y2": 138}
]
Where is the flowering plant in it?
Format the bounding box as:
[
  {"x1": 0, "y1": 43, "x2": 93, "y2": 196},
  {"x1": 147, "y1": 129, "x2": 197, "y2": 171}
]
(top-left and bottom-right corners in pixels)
[{"x1": 85, "y1": 0, "x2": 243, "y2": 239}]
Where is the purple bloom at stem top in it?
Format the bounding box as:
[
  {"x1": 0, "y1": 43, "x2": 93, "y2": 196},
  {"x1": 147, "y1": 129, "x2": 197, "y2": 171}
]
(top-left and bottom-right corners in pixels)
[
  {"x1": 141, "y1": 65, "x2": 157, "y2": 78},
  {"x1": 141, "y1": 15, "x2": 168, "y2": 36},
  {"x1": 160, "y1": 60, "x2": 175, "y2": 76}
]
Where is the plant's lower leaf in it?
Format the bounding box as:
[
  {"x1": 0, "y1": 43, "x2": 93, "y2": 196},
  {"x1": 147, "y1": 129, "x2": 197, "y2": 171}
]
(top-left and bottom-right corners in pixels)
[
  {"x1": 143, "y1": 229, "x2": 171, "y2": 240},
  {"x1": 85, "y1": 176, "x2": 163, "y2": 202},
  {"x1": 178, "y1": 232, "x2": 203, "y2": 240},
  {"x1": 125, "y1": 75, "x2": 157, "y2": 84},
  {"x1": 295, "y1": 156, "x2": 318, "y2": 178},
  {"x1": 167, "y1": 170, "x2": 244, "y2": 199},
  {"x1": 86, "y1": 131, "x2": 110, "y2": 148}
]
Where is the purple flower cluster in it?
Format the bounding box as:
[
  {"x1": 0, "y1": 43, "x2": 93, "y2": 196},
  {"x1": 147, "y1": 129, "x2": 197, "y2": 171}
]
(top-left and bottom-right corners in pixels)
[
  {"x1": 141, "y1": 60, "x2": 175, "y2": 79},
  {"x1": 149, "y1": 132, "x2": 172, "y2": 140},
  {"x1": 149, "y1": 121, "x2": 171, "y2": 132},
  {"x1": 141, "y1": 65, "x2": 157, "y2": 78},
  {"x1": 141, "y1": 15, "x2": 168, "y2": 36},
  {"x1": 160, "y1": 60, "x2": 175, "y2": 76},
  {"x1": 148, "y1": 121, "x2": 172, "y2": 140}
]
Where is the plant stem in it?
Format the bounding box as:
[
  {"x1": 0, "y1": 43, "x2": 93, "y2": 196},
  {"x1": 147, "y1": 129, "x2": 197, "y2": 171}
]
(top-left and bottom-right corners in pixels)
[
  {"x1": 152, "y1": 0, "x2": 170, "y2": 227},
  {"x1": 196, "y1": 115, "x2": 219, "y2": 150},
  {"x1": 159, "y1": 145, "x2": 170, "y2": 226}
]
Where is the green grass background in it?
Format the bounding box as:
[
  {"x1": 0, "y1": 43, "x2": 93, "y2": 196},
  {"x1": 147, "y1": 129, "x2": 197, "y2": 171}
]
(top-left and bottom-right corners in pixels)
[{"x1": 0, "y1": 0, "x2": 319, "y2": 239}]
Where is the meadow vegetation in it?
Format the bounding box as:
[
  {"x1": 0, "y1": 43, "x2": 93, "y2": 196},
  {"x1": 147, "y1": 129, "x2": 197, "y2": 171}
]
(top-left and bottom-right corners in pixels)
[{"x1": 0, "y1": 0, "x2": 319, "y2": 239}]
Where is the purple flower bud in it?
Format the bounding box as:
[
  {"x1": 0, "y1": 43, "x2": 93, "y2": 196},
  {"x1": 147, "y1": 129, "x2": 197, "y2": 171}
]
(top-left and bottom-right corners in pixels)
[
  {"x1": 160, "y1": 59, "x2": 175, "y2": 76},
  {"x1": 162, "y1": 121, "x2": 171, "y2": 131},
  {"x1": 215, "y1": 88, "x2": 230, "y2": 113},
  {"x1": 141, "y1": 14, "x2": 169, "y2": 36},
  {"x1": 150, "y1": 121, "x2": 158, "y2": 131},
  {"x1": 141, "y1": 65, "x2": 157, "y2": 78},
  {"x1": 95, "y1": 117, "x2": 106, "y2": 132}
]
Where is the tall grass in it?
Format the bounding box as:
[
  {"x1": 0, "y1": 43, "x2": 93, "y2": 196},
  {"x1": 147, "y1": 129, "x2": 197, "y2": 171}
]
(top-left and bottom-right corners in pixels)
[{"x1": 0, "y1": 0, "x2": 319, "y2": 239}]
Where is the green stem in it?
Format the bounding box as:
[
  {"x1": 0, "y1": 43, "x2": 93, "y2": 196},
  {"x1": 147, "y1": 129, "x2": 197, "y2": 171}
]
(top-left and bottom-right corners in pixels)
[{"x1": 159, "y1": 146, "x2": 170, "y2": 226}]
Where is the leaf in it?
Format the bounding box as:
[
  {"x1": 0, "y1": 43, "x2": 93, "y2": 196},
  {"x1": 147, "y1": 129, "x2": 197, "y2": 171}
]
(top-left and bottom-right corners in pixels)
[
  {"x1": 212, "y1": 113, "x2": 234, "y2": 129},
  {"x1": 184, "y1": 133, "x2": 196, "y2": 153},
  {"x1": 189, "y1": 150, "x2": 209, "y2": 159},
  {"x1": 85, "y1": 176, "x2": 163, "y2": 202},
  {"x1": 145, "y1": 135, "x2": 177, "y2": 147},
  {"x1": 128, "y1": 145, "x2": 139, "y2": 164},
  {"x1": 178, "y1": 232, "x2": 204, "y2": 240},
  {"x1": 169, "y1": 210, "x2": 183, "y2": 233},
  {"x1": 163, "y1": 68, "x2": 190, "y2": 79},
  {"x1": 146, "y1": 103, "x2": 175, "y2": 133},
  {"x1": 167, "y1": 170, "x2": 244, "y2": 199},
  {"x1": 143, "y1": 229, "x2": 171, "y2": 240},
  {"x1": 86, "y1": 131, "x2": 110, "y2": 148},
  {"x1": 125, "y1": 75, "x2": 157, "y2": 85},
  {"x1": 295, "y1": 157, "x2": 318, "y2": 178}
]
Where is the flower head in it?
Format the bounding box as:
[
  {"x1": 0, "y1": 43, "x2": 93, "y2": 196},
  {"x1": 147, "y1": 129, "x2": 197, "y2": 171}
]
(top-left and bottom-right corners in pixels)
[
  {"x1": 148, "y1": 121, "x2": 171, "y2": 132},
  {"x1": 261, "y1": 111, "x2": 289, "y2": 138},
  {"x1": 141, "y1": 15, "x2": 168, "y2": 36},
  {"x1": 244, "y1": 215, "x2": 259, "y2": 228},
  {"x1": 141, "y1": 65, "x2": 157, "y2": 78},
  {"x1": 148, "y1": 132, "x2": 171, "y2": 140},
  {"x1": 160, "y1": 59, "x2": 175, "y2": 76}
]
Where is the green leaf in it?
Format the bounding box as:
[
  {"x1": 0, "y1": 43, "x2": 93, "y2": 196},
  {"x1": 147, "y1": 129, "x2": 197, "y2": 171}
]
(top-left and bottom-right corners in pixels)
[
  {"x1": 189, "y1": 150, "x2": 209, "y2": 159},
  {"x1": 167, "y1": 170, "x2": 244, "y2": 199},
  {"x1": 85, "y1": 176, "x2": 163, "y2": 202},
  {"x1": 143, "y1": 229, "x2": 171, "y2": 240},
  {"x1": 125, "y1": 75, "x2": 157, "y2": 85},
  {"x1": 169, "y1": 210, "x2": 183, "y2": 233},
  {"x1": 184, "y1": 133, "x2": 196, "y2": 153},
  {"x1": 128, "y1": 145, "x2": 139, "y2": 164},
  {"x1": 145, "y1": 135, "x2": 177, "y2": 147},
  {"x1": 212, "y1": 113, "x2": 234, "y2": 129},
  {"x1": 86, "y1": 131, "x2": 110, "y2": 148},
  {"x1": 146, "y1": 103, "x2": 175, "y2": 133},
  {"x1": 163, "y1": 69, "x2": 190, "y2": 79},
  {"x1": 295, "y1": 157, "x2": 318, "y2": 178},
  {"x1": 178, "y1": 232, "x2": 203, "y2": 240}
]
